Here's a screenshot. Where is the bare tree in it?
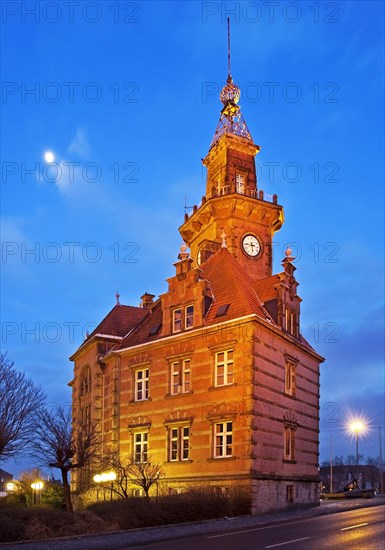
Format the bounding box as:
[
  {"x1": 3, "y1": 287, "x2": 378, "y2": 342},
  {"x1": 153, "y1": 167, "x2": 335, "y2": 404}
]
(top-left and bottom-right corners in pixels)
[
  {"x1": 98, "y1": 453, "x2": 164, "y2": 499},
  {"x1": 30, "y1": 405, "x2": 99, "y2": 512},
  {"x1": 346, "y1": 453, "x2": 364, "y2": 466},
  {"x1": 0, "y1": 353, "x2": 46, "y2": 460},
  {"x1": 127, "y1": 458, "x2": 164, "y2": 497}
]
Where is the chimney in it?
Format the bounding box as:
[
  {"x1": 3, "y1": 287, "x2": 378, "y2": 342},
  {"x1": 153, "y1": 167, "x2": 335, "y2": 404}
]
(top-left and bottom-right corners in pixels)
[{"x1": 140, "y1": 292, "x2": 155, "y2": 309}]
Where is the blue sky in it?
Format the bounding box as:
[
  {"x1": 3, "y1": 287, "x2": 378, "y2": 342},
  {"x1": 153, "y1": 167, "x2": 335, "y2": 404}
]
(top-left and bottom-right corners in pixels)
[{"x1": 1, "y1": 1, "x2": 384, "y2": 476}]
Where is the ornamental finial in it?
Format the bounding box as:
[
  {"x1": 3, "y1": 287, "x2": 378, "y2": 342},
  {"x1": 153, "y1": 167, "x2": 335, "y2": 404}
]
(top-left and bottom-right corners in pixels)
[
  {"x1": 178, "y1": 242, "x2": 189, "y2": 260},
  {"x1": 116, "y1": 290, "x2": 121, "y2": 305}
]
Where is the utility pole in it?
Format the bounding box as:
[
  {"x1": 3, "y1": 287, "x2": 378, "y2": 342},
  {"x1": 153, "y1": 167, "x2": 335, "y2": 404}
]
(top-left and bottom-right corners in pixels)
[
  {"x1": 379, "y1": 426, "x2": 384, "y2": 495},
  {"x1": 330, "y1": 434, "x2": 333, "y2": 493}
]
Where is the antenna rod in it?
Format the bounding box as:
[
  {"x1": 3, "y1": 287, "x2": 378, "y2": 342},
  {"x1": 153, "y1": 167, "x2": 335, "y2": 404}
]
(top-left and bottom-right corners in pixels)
[{"x1": 227, "y1": 17, "x2": 231, "y2": 76}]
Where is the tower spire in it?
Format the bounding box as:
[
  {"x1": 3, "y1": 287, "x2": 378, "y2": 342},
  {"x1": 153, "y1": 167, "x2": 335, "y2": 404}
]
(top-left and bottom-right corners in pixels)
[
  {"x1": 227, "y1": 17, "x2": 231, "y2": 78},
  {"x1": 210, "y1": 20, "x2": 252, "y2": 148}
]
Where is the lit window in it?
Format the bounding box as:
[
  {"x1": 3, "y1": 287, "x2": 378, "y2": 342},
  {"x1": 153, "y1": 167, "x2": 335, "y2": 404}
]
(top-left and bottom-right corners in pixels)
[
  {"x1": 285, "y1": 361, "x2": 296, "y2": 396},
  {"x1": 185, "y1": 305, "x2": 194, "y2": 329},
  {"x1": 235, "y1": 173, "x2": 245, "y2": 194},
  {"x1": 173, "y1": 308, "x2": 182, "y2": 333},
  {"x1": 135, "y1": 368, "x2": 149, "y2": 401},
  {"x1": 169, "y1": 426, "x2": 190, "y2": 461},
  {"x1": 284, "y1": 426, "x2": 295, "y2": 461},
  {"x1": 171, "y1": 359, "x2": 191, "y2": 395},
  {"x1": 134, "y1": 431, "x2": 148, "y2": 462},
  {"x1": 215, "y1": 349, "x2": 234, "y2": 386},
  {"x1": 214, "y1": 421, "x2": 233, "y2": 458}
]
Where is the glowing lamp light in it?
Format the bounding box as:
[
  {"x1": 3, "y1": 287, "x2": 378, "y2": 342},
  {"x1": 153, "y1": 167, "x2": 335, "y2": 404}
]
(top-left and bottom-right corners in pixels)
[
  {"x1": 93, "y1": 471, "x2": 116, "y2": 483},
  {"x1": 350, "y1": 421, "x2": 365, "y2": 434},
  {"x1": 31, "y1": 481, "x2": 44, "y2": 490},
  {"x1": 6, "y1": 482, "x2": 15, "y2": 491}
]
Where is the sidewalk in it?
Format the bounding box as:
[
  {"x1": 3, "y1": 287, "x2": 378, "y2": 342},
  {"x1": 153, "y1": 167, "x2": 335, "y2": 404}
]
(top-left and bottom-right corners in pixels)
[{"x1": 1, "y1": 496, "x2": 384, "y2": 550}]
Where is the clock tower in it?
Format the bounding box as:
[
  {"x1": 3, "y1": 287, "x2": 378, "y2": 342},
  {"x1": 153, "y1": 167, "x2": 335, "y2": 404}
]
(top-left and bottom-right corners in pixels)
[{"x1": 179, "y1": 65, "x2": 283, "y2": 282}]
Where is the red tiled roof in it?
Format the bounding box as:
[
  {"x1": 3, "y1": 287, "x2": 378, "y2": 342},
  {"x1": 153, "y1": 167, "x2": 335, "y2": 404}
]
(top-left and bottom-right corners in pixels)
[
  {"x1": 88, "y1": 304, "x2": 148, "y2": 339},
  {"x1": 253, "y1": 275, "x2": 280, "y2": 303},
  {"x1": 117, "y1": 300, "x2": 163, "y2": 349},
  {"x1": 201, "y1": 247, "x2": 273, "y2": 325}
]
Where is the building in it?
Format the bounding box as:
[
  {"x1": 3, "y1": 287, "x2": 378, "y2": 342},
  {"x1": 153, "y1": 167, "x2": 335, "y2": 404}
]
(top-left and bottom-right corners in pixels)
[
  {"x1": 69, "y1": 53, "x2": 324, "y2": 514},
  {"x1": 0, "y1": 468, "x2": 14, "y2": 497}
]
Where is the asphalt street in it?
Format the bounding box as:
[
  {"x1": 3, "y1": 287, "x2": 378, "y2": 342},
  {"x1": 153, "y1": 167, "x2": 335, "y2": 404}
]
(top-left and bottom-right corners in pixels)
[
  {"x1": 124, "y1": 505, "x2": 385, "y2": 550},
  {"x1": 1, "y1": 497, "x2": 384, "y2": 550}
]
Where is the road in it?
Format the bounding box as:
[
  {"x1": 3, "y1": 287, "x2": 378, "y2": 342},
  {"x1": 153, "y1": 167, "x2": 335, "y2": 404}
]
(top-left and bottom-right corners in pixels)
[{"x1": 125, "y1": 505, "x2": 385, "y2": 550}]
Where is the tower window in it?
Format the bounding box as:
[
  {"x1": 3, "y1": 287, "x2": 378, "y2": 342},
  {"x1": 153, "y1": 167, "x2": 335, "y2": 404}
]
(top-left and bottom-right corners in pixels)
[{"x1": 235, "y1": 173, "x2": 245, "y2": 194}]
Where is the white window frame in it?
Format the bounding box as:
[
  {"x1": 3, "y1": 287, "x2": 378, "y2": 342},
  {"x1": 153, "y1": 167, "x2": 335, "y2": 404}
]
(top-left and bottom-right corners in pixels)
[
  {"x1": 172, "y1": 308, "x2": 182, "y2": 333},
  {"x1": 134, "y1": 431, "x2": 148, "y2": 463},
  {"x1": 170, "y1": 359, "x2": 191, "y2": 395},
  {"x1": 185, "y1": 304, "x2": 194, "y2": 330},
  {"x1": 215, "y1": 349, "x2": 234, "y2": 387},
  {"x1": 169, "y1": 426, "x2": 190, "y2": 462},
  {"x1": 135, "y1": 368, "x2": 149, "y2": 401},
  {"x1": 235, "y1": 172, "x2": 245, "y2": 194},
  {"x1": 214, "y1": 421, "x2": 233, "y2": 458}
]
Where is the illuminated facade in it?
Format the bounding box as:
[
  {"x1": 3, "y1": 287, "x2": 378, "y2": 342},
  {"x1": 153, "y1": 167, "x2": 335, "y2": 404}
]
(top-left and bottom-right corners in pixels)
[{"x1": 69, "y1": 63, "x2": 324, "y2": 514}]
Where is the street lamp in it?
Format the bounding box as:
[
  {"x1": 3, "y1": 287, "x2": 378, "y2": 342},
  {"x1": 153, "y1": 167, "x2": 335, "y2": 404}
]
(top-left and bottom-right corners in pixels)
[
  {"x1": 349, "y1": 420, "x2": 366, "y2": 486},
  {"x1": 31, "y1": 481, "x2": 44, "y2": 505},
  {"x1": 93, "y1": 471, "x2": 116, "y2": 501}
]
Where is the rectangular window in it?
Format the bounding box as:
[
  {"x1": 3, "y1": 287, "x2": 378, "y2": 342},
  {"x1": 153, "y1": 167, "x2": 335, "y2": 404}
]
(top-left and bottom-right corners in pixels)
[
  {"x1": 185, "y1": 305, "x2": 194, "y2": 329},
  {"x1": 135, "y1": 368, "x2": 149, "y2": 401},
  {"x1": 284, "y1": 308, "x2": 296, "y2": 336},
  {"x1": 214, "y1": 421, "x2": 233, "y2": 458},
  {"x1": 284, "y1": 426, "x2": 295, "y2": 461},
  {"x1": 171, "y1": 359, "x2": 191, "y2": 395},
  {"x1": 169, "y1": 426, "x2": 190, "y2": 461},
  {"x1": 215, "y1": 349, "x2": 234, "y2": 386},
  {"x1": 134, "y1": 431, "x2": 148, "y2": 462},
  {"x1": 285, "y1": 361, "x2": 295, "y2": 396},
  {"x1": 235, "y1": 173, "x2": 245, "y2": 194},
  {"x1": 173, "y1": 308, "x2": 182, "y2": 333},
  {"x1": 286, "y1": 485, "x2": 294, "y2": 503}
]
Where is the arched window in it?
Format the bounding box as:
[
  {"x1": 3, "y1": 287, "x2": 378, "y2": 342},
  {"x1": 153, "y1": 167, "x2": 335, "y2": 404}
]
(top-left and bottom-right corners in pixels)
[{"x1": 79, "y1": 365, "x2": 91, "y2": 396}]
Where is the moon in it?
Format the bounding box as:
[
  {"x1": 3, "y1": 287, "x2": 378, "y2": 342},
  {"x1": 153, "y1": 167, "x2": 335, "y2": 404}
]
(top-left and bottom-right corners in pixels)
[{"x1": 44, "y1": 151, "x2": 55, "y2": 163}]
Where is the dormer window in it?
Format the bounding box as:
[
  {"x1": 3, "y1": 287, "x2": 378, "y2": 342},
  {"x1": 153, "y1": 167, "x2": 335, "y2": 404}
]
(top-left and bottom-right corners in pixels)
[
  {"x1": 185, "y1": 305, "x2": 194, "y2": 329},
  {"x1": 235, "y1": 172, "x2": 245, "y2": 194},
  {"x1": 283, "y1": 307, "x2": 298, "y2": 338},
  {"x1": 172, "y1": 305, "x2": 194, "y2": 333},
  {"x1": 173, "y1": 308, "x2": 182, "y2": 333}
]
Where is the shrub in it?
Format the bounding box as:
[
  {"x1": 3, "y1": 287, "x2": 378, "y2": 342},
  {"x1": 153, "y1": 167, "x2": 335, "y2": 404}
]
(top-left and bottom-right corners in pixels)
[{"x1": 89, "y1": 487, "x2": 250, "y2": 529}]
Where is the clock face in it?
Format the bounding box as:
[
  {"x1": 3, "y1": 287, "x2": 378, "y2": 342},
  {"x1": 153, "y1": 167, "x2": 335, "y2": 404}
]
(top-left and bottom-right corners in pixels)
[{"x1": 242, "y1": 234, "x2": 261, "y2": 257}]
